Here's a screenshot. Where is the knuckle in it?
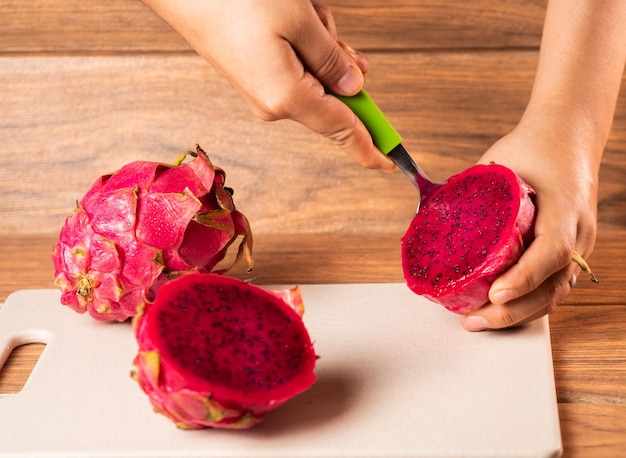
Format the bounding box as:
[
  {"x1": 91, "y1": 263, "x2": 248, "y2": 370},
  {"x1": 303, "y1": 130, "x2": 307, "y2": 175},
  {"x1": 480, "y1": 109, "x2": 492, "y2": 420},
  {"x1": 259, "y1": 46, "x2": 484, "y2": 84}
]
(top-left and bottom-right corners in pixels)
[
  {"x1": 491, "y1": 307, "x2": 519, "y2": 329},
  {"x1": 311, "y1": 0, "x2": 335, "y2": 34},
  {"x1": 576, "y1": 224, "x2": 597, "y2": 256},
  {"x1": 553, "y1": 236, "x2": 576, "y2": 265},
  {"x1": 513, "y1": 262, "x2": 543, "y2": 294},
  {"x1": 541, "y1": 274, "x2": 567, "y2": 313},
  {"x1": 545, "y1": 300, "x2": 559, "y2": 315},
  {"x1": 326, "y1": 126, "x2": 379, "y2": 169},
  {"x1": 249, "y1": 91, "x2": 293, "y2": 122},
  {"x1": 489, "y1": 268, "x2": 573, "y2": 330},
  {"x1": 324, "y1": 115, "x2": 357, "y2": 144},
  {"x1": 519, "y1": 274, "x2": 540, "y2": 295},
  {"x1": 251, "y1": 108, "x2": 281, "y2": 123},
  {"x1": 314, "y1": 48, "x2": 349, "y2": 84},
  {"x1": 542, "y1": 295, "x2": 561, "y2": 318}
]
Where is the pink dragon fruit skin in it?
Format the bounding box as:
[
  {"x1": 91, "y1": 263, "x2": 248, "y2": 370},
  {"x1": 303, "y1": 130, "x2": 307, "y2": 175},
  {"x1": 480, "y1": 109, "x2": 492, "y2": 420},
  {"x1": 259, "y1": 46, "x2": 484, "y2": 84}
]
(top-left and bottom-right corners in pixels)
[
  {"x1": 52, "y1": 145, "x2": 253, "y2": 322},
  {"x1": 401, "y1": 163, "x2": 536, "y2": 314},
  {"x1": 131, "y1": 272, "x2": 317, "y2": 430}
]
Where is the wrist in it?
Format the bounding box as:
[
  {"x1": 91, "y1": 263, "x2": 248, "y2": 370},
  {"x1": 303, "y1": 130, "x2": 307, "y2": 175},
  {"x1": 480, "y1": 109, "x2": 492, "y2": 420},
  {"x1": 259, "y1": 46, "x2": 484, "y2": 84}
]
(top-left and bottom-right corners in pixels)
[{"x1": 518, "y1": 100, "x2": 606, "y2": 173}]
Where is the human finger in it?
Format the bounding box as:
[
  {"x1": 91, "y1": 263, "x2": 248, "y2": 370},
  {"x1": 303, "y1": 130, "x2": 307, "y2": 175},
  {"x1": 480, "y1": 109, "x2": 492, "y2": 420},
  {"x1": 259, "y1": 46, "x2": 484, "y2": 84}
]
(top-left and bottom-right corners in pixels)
[
  {"x1": 290, "y1": 75, "x2": 395, "y2": 170},
  {"x1": 288, "y1": 4, "x2": 365, "y2": 96},
  {"x1": 487, "y1": 223, "x2": 575, "y2": 306},
  {"x1": 462, "y1": 264, "x2": 577, "y2": 331}
]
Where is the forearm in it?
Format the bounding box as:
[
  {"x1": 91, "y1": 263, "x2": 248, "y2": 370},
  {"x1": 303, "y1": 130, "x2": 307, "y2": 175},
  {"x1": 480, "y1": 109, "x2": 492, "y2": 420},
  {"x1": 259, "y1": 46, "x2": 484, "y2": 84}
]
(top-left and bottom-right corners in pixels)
[{"x1": 523, "y1": 0, "x2": 626, "y2": 169}]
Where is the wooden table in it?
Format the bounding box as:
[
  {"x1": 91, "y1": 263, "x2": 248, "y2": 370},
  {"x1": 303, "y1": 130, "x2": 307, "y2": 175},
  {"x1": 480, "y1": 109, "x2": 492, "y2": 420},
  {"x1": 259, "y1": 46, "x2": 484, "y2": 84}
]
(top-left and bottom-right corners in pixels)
[{"x1": 1, "y1": 231, "x2": 625, "y2": 457}]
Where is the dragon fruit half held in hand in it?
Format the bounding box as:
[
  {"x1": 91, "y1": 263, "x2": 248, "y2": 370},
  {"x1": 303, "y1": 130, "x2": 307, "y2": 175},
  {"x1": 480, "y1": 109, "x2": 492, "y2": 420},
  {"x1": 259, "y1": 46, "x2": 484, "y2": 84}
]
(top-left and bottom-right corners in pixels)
[
  {"x1": 401, "y1": 162, "x2": 598, "y2": 314},
  {"x1": 52, "y1": 145, "x2": 253, "y2": 322},
  {"x1": 131, "y1": 272, "x2": 317, "y2": 429},
  {"x1": 401, "y1": 163, "x2": 536, "y2": 314}
]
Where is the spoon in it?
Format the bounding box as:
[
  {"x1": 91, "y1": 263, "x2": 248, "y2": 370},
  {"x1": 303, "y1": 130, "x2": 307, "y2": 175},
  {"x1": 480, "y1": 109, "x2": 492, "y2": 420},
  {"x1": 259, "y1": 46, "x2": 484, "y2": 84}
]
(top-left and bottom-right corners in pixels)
[{"x1": 332, "y1": 89, "x2": 439, "y2": 209}]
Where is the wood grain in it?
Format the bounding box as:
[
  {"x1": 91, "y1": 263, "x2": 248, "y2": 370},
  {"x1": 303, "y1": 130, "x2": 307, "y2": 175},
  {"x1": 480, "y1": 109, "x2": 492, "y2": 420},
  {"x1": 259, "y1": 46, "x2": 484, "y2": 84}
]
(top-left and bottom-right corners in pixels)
[
  {"x1": 0, "y1": 343, "x2": 46, "y2": 394},
  {"x1": 0, "y1": 0, "x2": 547, "y2": 54},
  {"x1": 2, "y1": 53, "x2": 626, "y2": 235},
  {"x1": 551, "y1": 306, "x2": 626, "y2": 404},
  {"x1": 559, "y1": 404, "x2": 626, "y2": 457}
]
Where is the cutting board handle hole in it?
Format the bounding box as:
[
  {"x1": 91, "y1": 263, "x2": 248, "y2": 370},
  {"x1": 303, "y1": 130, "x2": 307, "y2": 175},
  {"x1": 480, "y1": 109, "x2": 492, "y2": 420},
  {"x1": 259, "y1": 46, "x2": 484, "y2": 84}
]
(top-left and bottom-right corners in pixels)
[{"x1": 0, "y1": 342, "x2": 47, "y2": 395}]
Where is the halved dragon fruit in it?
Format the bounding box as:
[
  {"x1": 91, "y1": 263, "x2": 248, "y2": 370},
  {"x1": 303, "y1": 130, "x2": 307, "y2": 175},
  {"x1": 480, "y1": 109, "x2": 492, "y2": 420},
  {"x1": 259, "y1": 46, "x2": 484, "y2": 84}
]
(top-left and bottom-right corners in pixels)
[
  {"x1": 401, "y1": 163, "x2": 536, "y2": 314},
  {"x1": 52, "y1": 145, "x2": 253, "y2": 322},
  {"x1": 131, "y1": 272, "x2": 317, "y2": 429}
]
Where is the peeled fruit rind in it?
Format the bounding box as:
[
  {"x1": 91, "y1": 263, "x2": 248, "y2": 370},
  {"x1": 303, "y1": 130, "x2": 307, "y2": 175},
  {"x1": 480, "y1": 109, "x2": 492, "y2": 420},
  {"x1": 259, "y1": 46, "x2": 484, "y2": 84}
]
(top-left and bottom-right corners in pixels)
[{"x1": 131, "y1": 272, "x2": 317, "y2": 429}]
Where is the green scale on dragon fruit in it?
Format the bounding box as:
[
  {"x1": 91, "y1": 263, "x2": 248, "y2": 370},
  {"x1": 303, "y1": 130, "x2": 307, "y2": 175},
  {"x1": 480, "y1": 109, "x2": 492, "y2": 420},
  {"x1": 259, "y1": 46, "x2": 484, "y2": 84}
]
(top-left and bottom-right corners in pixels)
[
  {"x1": 52, "y1": 145, "x2": 253, "y2": 322},
  {"x1": 131, "y1": 272, "x2": 317, "y2": 429}
]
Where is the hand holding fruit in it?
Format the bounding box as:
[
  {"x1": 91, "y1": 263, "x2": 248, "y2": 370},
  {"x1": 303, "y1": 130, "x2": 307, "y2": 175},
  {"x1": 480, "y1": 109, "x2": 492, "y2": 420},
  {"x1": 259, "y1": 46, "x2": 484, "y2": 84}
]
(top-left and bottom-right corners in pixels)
[
  {"x1": 461, "y1": 111, "x2": 601, "y2": 331},
  {"x1": 458, "y1": 0, "x2": 626, "y2": 330}
]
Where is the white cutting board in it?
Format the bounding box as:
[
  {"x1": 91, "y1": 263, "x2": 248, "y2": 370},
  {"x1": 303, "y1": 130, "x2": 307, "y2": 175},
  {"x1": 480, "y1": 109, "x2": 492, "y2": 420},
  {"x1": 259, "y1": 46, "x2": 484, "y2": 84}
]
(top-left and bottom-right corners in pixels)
[{"x1": 0, "y1": 285, "x2": 562, "y2": 458}]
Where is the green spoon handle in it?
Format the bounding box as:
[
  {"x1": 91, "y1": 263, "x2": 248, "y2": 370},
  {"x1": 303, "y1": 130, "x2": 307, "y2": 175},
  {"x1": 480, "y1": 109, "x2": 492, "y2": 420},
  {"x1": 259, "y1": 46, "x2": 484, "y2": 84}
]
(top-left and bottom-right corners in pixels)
[{"x1": 331, "y1": 90, "x2": 403, "y2": 155}]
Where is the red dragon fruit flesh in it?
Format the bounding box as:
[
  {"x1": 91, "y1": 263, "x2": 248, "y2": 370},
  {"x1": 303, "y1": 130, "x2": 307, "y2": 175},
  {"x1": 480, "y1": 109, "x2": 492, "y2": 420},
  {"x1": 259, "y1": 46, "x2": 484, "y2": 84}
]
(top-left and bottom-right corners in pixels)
[
  {"x1": 401, "y1": 163, "x2": 536, "y2": 314},
  {"x1": 52, "y1": 145, "x2": 253, "y2": 322},
  {"x1": 131, "y1": 272, "x2": 317, "y2": 429}
]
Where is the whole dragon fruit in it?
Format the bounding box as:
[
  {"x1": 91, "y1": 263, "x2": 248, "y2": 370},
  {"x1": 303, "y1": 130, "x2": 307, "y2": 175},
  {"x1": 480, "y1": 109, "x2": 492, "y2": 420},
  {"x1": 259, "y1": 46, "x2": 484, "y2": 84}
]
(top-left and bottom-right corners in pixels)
[
  {"x1": 131, "y1": 272, "x2": 317, "y2": 429},
  {"x1": 401, "y1": 163, "x2": 536, "y2": 314},
  {"x1": 52, "y1": 145, "x2": 253, "y2": 322}
]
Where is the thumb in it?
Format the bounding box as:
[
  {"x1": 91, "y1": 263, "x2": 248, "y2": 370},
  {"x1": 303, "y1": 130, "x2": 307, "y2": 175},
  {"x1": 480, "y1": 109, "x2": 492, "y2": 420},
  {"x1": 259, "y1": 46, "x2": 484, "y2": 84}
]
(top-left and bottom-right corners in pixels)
[{"x1": 290, "y1": 12, "x2": 364, "y2": 95}]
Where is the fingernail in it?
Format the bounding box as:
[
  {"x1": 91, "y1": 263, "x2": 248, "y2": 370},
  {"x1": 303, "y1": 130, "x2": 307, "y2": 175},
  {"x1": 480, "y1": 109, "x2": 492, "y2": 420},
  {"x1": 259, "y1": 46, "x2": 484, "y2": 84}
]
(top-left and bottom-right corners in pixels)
[
  {"x1": 491, "y1": 289, "x2": 514, "y2": 305},
  {"x1": 463, "y1": 315, "x2": 488, "y2": 332},
  {"x1": 336, "y1": 65, "x2": 363, "y2": 95}
]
